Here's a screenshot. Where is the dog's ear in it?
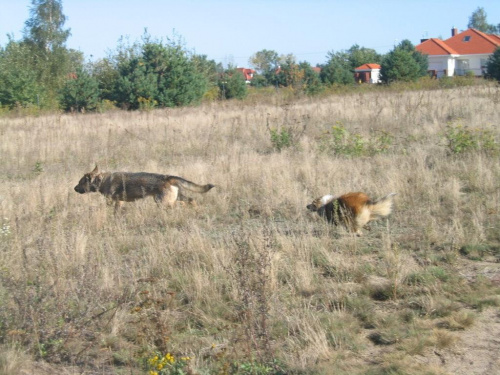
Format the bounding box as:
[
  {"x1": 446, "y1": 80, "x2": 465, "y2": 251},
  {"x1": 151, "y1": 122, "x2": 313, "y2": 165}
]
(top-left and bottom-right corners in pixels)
[{"x1": 91, "y1": 165, "x2": 99, "y2": 175}]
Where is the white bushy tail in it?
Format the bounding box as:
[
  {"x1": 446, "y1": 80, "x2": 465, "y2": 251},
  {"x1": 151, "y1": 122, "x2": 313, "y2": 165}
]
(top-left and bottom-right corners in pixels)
[{"x1": 369, "y1": 193, "x2": 396, "y2": 219}]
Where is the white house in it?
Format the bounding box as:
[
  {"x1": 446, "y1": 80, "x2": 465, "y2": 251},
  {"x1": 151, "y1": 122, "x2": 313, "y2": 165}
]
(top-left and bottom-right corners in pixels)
[
  {"x1": 416, "y1": 28, "x2": 500, "y2": 78},
  {"x1": 354, "y1": 63, "x2": 381, "y2": 84}
]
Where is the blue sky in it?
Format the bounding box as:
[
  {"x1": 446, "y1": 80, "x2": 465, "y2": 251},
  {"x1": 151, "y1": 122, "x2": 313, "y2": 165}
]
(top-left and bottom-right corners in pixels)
[{"x1": 1, "y1": 1, "x2": 499, "y2": 67}]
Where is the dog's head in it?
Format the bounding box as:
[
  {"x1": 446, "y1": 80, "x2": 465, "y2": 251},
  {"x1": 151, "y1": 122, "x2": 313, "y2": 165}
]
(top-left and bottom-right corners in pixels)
[
  {"x1": 74, "y1": 165, "x2": 102, "y2": 194},
  {"x1": 306, "y1": 194, "x2": 335, "y2": 212}
]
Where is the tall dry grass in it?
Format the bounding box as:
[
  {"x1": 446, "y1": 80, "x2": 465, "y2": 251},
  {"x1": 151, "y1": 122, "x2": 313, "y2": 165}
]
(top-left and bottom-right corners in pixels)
[{"x1": 0, "y1": 84, "x2": 499, "y2": 374}]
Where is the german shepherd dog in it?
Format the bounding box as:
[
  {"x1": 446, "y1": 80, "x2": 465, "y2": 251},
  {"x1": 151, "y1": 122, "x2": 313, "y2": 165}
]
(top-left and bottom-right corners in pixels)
[
  {"x1": 307, "y1": 192, "x2": 396, "y2": 236},
  {"x1": 74, "y1": 165, "x2": 215, "y2": 211}
]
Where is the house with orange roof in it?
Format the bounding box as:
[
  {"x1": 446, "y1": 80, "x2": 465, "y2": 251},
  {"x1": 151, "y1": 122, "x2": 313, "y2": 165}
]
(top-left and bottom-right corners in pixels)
[
  {"x1": 236, "y1": 68, "x2": 256, "y2": 83},
  {"x1": 354, "y1": 63, "x2": 381, "y2": 83},
  {"x1": 416, "y1": 28, "x2": 500, "y2": 77}
]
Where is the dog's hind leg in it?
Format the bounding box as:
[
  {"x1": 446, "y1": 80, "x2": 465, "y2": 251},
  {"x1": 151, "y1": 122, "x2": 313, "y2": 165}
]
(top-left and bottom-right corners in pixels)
[
  {"x1": 155, "y1": 185, "x2": 179, "y2": 208},
  {"x1": 178, "y1": 191, "x2": 197, "y2": 207},
  {"x1": 354, "y1": 208, "x2": 371, "y2": 236},
  {"x1": 114, "y1": 200, "x2": 124, "y2": 214}
]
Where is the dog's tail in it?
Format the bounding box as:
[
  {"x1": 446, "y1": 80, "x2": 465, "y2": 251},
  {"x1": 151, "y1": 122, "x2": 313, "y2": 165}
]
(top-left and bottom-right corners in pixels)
[
  {"x1": 368, "y1": 193, "x2": 396, "y2": 219},
  {"x1": 168, "y1": 176, "x2": 215, "y2": 194}
]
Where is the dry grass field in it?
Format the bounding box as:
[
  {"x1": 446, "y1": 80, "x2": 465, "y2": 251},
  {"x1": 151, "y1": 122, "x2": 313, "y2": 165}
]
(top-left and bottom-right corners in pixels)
[{"x1": 0, "y1": 84, "x2": 499, "y2": 375}]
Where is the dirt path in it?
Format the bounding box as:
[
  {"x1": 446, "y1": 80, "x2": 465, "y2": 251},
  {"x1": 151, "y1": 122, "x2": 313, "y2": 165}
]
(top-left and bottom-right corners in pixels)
[
  {"x1": 420, "y1": 258, "x2": 500, "y2": 375},
  {"x1": 420, "y1": 307, "x2": 500, "y2": 375}
]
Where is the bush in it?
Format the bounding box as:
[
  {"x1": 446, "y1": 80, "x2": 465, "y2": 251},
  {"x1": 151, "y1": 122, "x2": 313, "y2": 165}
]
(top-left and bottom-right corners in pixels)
[
  {"x1": 380, "y1": 40, "x2": 428, "y2": 84},
  {"x1": 219, "y1": 69, "x2": 248, "y2": 100},
  {"x1": 318, "y1": 123, "x2": 393, "y2": 157},
  {"x1": 112, "y1": 36, "x2": 207, "y2": 109},
  {"x1": 321, "y1": 55, "x2": 355, "y2": 85},
  {"x1": 269, "y1": 127, "x2": 292, "y2": 151},
  {"x1": 445, "y1": 123, "x2": 499, "y2": 155},
  {"x1": 0, "y1": 40, "x2": 45, "y2": 108},
  {"x1": 59, "y1": 67, "x2": 100, "y2": 112},
  {"x1": 267, "y1": 116, "x2": 307, "y2": 152},
  {"x1": 486, "y1": 47, "x2": 500, "y2": 81}
]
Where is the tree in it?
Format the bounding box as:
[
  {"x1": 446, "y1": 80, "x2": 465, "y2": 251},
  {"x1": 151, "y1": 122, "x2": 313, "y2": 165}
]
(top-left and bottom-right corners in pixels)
[
  {"x1": 218, "y1": 69, "x2": 247, "y2": 100},
  {"x1": 91, "y1": 58, "x2": 119, "y2": 101},
  {"x1": 59, "y1": 65, "x2": 100, "y2": 112},
  {"x1": 22, "y1": 0, "x2": 80, "y2": 106},
  {"x1": 320, "y1": 44, "x2": 382, "y2": 86},
  {"x1": 380, "y1": 40, "x2": 428, "y2": 83},
  {"x1": 249, "y1": 49, "x2": 280, "y2": 75},
  {"x1": 347, "y1": 44, "x2": 382, "y2": 70},
  {"x1": 192, "y1": 54, "x2": 221, "y2": 87},
  {"x1": 486, "y1": 47, "x2": 500, "y2": 81},
  {"x1": 249, "y1": 74, "x2": 269, "y2": 88},
  {"x1": 397, "y1": 39, "x2": 428, "y2": 76},
  {"x1": 320, "y1": 50, "x2": 354, "y2": 85},
  {"x1": 23, "y1": 0, "x2": 70, "y2": 53},
  {"x1": 112, "y1": 35, "x2": 207, "y2": 109},
  {"x1": 113, "y1": 48, "x2": 161, "y2": 109},
  {"x1": 468, "y1": 7, "x2": 498, "y2": 34},
  {"x1": 0, "y1": 38, "x2": 44, "y2": 107},
  {"x1": 299, "y1": 62, "x2": 323, "y2": 95},
  {"x1": 274, "y1": 55, "x2": 304, "y2": 88}
]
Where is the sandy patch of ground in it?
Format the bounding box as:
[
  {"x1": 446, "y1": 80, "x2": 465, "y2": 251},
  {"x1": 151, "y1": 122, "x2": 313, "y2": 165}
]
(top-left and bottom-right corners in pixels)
[
  {"x1": 419, "y1": 258, "x2": 500, "y2": 375},
  {"x1": 415, "y1": 307, "x2": 500, "y2": 375}
]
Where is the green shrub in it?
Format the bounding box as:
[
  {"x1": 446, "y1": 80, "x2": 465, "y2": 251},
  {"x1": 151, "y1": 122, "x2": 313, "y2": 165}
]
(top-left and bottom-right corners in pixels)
[
  {"x1": 460, "y1": 244, "x2": 500, "y2": 261},
  {"x1": 318, "y1": 122, "x2": 393, "y2": 157},
  {"x1": 96, "y1": 99, "x2": 117, "y2": 112},
  {"x1": 319, "y1": 123, "x2": 364, "y2": 156},
  {"x1": 137, "y1": 96, "x2": 158, "y2": 111},
  {"x1": 445, "y1": 124, "x2": 478, "y2": 153},
  {"x1": 445, "y1": 123, "x2": 499, "y2": 155},
  {"x1": 486, "y1": 47, "x2": 500, "y2": 81},
  {"x1": 234, "y1": 361, "x2": 278, "y2": 375},
  {"x1": 267, "y1": 116, "x2": 307, "y2": 152},
  {"x1": 269, "y1": 127, "x2": 292, "y2": 151}
]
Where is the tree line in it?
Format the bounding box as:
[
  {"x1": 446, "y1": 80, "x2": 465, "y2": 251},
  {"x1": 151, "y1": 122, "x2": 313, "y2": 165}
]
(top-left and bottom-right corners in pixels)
[{"x1": 1, "y1": 1, "x2": 499, "y2": 112}]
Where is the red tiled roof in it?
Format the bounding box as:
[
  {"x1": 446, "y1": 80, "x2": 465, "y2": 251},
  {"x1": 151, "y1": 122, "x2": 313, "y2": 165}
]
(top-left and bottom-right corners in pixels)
[
  {"x1": 490, "y1": 34, "x2": 500, "y2": 44},
  {"x1": 445, "y1": 28, "x2": 500, "y2": 54},
  {"x1": 416, "y1": 38, "x2": 459, "y2": 55},
  {"x1": 417, "y1": 28, "x2": 500, "y2": 56},
  {"x1": 355, "y1": 63, "x2": 381, "y2": 71}
]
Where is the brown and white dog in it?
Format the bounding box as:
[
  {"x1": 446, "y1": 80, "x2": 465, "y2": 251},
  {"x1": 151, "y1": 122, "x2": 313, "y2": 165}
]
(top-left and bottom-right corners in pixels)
[{"x1": 307, "y1": 192, "x2": 396, "y2": 236}]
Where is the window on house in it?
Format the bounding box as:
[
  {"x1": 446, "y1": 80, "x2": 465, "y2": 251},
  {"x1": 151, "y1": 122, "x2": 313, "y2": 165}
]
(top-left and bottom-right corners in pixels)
[{"x1": 463, "y1": 36, "x2": 471, "y2": 42}]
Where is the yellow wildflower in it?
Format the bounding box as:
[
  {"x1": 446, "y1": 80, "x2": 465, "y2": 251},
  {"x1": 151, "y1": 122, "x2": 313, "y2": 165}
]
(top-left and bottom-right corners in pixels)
[
  {"x1": 149, "y1": 356, "x2": 159, "y2": 366},
  {"x1": 165, "y1": 352, "x2": 175, "y2": 363}
]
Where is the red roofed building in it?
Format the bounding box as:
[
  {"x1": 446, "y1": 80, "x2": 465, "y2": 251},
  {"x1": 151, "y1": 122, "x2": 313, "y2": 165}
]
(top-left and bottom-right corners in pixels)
[
  {"x1": 416, "y1": 28, "x2": 500, "y2": 77},
  {"x1": 236, "y1": 68, "x2": 256, "y2": 83},
  {"x1": 354, "y1": 63, "x2": 381, "y2": 83}
]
